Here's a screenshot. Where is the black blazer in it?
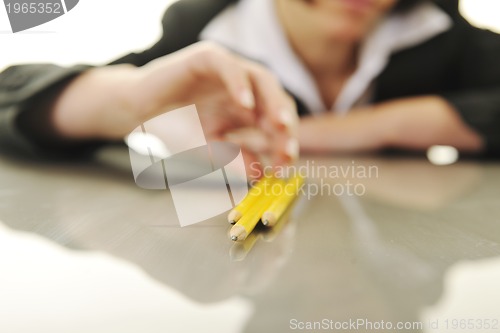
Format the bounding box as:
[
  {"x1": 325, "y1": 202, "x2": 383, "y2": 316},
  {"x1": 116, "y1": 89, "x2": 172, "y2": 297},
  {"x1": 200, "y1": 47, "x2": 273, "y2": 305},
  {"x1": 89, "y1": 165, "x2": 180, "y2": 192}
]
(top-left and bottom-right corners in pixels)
[{"x1": 108, "y1": 0, "x2": 500, "y2": 155}]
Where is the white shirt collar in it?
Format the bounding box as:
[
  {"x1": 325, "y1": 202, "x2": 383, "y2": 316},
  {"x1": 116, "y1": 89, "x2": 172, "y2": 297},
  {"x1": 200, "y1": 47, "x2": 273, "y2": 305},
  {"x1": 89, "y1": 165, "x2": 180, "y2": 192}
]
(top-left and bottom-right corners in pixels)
[{"x1": 200, "y1": 0, "x2": 452, "y2": 115}]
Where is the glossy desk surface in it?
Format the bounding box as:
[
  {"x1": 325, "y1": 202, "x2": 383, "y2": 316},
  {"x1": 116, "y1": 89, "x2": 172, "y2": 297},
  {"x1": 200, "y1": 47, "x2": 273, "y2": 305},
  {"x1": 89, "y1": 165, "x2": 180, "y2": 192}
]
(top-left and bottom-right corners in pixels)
[{"x1": 1, "y1": 148, "x2": 499, "y2": 333}]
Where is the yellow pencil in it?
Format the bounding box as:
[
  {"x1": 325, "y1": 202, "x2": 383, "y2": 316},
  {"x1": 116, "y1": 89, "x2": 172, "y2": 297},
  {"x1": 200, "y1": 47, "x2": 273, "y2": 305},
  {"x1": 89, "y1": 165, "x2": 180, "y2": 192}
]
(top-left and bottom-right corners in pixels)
[
  {"x1": 262, "y1": 174, "x2": 304, "y2": 227},
  {"x1": 229, "y1": 180, "x2": 280, "y2": 241},
  {"x1": 261, "y1": 208, "x2": 292, "y2": 242},
  {"x1": 227, "y1": 176, "x2": 273, "y2": 224}
]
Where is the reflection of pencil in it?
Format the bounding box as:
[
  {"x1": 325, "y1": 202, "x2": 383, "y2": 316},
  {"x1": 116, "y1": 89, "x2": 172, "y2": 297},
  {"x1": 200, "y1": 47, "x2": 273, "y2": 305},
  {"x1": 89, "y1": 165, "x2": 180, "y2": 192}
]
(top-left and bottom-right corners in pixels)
[
  {"x1": 229, "y1": 181, "x2": 277, "y2": 241},
  {"x1": 262, "y1": 174, "x2": 304, "y2": 227},
  {"x1": 229, "y1": 231, "x2": 261, "y2": 261},
  {"x1": 227, "y1": 176, "x2": 273, "y2": 224}
]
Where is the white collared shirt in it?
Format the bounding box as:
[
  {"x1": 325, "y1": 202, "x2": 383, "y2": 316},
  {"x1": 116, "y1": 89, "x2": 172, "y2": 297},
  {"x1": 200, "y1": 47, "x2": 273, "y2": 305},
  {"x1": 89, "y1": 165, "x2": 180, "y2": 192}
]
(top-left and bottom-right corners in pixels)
[{"x1": 200, "y1": 0, "x2": 452, "y2": 115}]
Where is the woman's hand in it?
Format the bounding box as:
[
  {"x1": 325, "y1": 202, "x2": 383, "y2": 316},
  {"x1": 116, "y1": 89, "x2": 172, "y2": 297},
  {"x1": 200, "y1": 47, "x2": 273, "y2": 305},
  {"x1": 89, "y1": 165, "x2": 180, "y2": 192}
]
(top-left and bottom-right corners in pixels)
[{"x1": 51, "y1": 42, "x2": 298, "y2": 169}]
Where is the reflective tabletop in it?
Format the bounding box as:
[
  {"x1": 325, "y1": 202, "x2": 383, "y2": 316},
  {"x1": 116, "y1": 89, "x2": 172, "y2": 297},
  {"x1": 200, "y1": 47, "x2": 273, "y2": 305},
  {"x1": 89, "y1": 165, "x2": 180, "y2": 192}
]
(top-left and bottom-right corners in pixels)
[{"x1": 1, "y1": 147, "x2": 499, "y2": 333}]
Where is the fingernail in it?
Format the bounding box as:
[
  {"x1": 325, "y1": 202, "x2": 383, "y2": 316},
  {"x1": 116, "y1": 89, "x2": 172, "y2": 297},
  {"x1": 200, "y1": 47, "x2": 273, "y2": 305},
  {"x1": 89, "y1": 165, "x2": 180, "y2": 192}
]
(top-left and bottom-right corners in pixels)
[
  {"x1": 240, "y1": 89, "x2": 255, "y2": 109},
  {"x1": 286, "y1": 138, "x2": 299, "y2": 161},
  {"x1": 279, "y1": 109, "x2": 295, "y2": 131}
]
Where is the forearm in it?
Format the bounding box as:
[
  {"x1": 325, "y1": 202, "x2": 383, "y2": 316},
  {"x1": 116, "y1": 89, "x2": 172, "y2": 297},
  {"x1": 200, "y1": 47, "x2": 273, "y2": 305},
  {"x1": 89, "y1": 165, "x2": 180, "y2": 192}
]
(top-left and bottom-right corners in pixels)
[
  {"x1": 377, "y1": 96, "x2": 484, "y2": 152},
  {"x1": 299, "y1": 96, "x2": 485, "y2": 154},
  {"x1": 50, "y1": 64, "x2": 139, "y2": 140}
]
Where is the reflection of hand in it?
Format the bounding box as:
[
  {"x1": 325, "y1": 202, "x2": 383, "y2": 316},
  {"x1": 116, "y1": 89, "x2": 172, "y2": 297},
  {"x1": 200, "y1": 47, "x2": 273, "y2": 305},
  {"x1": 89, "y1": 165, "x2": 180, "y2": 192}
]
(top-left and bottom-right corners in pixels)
[
  {"x1": 52, "y1": 42, "x2": 298, "y2": 170},
  {"x1": 305, "y1": 156, "x2": 483, "y2": 211},
  {"x1": 362, "y1": 158, "x2": 483, "y2": 210}
]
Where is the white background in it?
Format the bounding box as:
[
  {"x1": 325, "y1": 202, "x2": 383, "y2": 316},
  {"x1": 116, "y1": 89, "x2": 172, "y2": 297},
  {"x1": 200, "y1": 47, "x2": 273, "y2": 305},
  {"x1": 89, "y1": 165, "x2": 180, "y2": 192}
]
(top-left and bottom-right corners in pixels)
[
  {"x1": 1, "y1": 0, "x2": 500, "y2": 71},
  {"x1": 0, "y1": 0, "x2": 176, "y2": 70}
]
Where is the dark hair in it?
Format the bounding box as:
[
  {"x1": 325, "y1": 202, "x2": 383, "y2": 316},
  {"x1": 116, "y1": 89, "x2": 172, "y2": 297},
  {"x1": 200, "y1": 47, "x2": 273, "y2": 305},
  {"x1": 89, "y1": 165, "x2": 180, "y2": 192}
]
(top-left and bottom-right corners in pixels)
[{"x1": 393, "y1": 0, "x2": 428, "y2": 13}]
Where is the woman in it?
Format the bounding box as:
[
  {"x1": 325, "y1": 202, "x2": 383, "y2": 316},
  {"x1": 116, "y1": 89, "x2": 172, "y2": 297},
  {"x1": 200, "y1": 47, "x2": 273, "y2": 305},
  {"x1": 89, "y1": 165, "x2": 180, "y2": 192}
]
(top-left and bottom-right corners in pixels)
[
  {"x1": 111, "y1": 0, "x2": 500, "y2": 155},
  {"x1": 2, "y1": 0, "x2": 500, "y2": 157}
]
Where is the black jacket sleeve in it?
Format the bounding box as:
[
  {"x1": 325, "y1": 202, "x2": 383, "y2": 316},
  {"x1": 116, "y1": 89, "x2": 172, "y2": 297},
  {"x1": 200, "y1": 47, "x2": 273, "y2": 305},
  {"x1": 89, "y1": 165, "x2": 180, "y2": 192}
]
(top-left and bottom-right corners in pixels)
[
  {"x1": 440, "y1": 18, "x2": 500, "y2": 155},
  {"x1": 374, "y1": 10, "x2": 500, "y2": 156},
  {"x1": 0, "y1": 64, "x2": 91, "y2": 156}
]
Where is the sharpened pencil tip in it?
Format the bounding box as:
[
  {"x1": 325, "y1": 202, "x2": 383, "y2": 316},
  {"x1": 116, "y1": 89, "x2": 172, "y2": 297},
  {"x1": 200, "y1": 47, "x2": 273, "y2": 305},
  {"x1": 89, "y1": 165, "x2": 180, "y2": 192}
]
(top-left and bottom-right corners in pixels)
[
  {"x1": 231, "y1": 236, "x2": 238, "y2": 241},
  {"x1": 262, "y1": 220, "x2": 269, "y2": 226},
  {"x1": 230, "y1": 220, "x2": 236, "y2": 225}
]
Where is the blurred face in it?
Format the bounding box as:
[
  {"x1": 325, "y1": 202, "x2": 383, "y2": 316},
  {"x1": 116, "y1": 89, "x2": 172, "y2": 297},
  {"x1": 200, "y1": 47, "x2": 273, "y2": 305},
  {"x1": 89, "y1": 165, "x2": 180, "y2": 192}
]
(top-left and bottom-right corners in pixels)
[{"x1": 277, "y1": 0, "x2": 398, "y2": 42}]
